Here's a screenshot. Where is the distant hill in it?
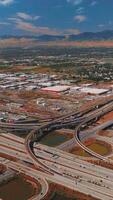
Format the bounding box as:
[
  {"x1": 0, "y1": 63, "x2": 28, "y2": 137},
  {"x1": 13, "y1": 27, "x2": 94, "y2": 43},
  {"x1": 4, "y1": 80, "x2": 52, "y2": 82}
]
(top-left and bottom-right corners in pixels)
[
  {"x1": 67, "y1": 30, "x2": 113, "y2": 41},
  {"x1": 1, "y1": 30, "x2": 113, "y2": 42},
  {"x1": 1, "y1": 30, "x2": 113, "y2": 48},
  {"x1": 0, "y1": 34, "x2": 65, "y2": 41},
  {"x1": 36, "y1": 35, "x2": 65, "y2": 41}
]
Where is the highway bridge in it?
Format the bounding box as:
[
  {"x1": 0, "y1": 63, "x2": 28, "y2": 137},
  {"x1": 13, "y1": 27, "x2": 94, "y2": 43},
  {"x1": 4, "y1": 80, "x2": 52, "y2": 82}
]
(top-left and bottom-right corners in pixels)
[
  {"x1": 1, "y1": 133, "x2": 113, "y2": 200},
  {"x1": 1, "y1": 96, "x2": 113, "y2": 199},
  {"x1": 57, "y1": 120, "x2": 113, "y2": 151},
  {"x1": 25, "y1": 99, "x2": 113, "y2": 172},
  {"x1": 1, "y1": 95, "x2": 113, "y2": 131},
  {"x1": 0, "y1": 157, "x2": 49, "y2": 200}
]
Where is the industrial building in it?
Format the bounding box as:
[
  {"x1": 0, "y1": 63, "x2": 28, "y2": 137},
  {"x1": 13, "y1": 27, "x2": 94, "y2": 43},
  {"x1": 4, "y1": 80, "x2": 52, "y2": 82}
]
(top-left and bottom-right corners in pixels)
[
  {"x1": 79, "y1": 87, "x2": 109, "y2": 95},
  {"x1": 41, "y1": 85, "x2": 70, "y2": 93}
]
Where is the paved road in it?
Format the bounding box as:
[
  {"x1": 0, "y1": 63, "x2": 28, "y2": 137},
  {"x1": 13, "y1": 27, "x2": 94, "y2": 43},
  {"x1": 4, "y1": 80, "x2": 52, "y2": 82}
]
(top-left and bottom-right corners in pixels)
[
  {"x1": 74, "y1": 103, "x2": 113, "y2": 161},
  {"x1": 0, "y1": 157, "x2": 48, "y2": 200},
  {"x1": 1, "y1": 97, "x2": 113, "y2": 200},
  {"x1": 1, "y1": 134, "x2": 113, "y2": 200}
]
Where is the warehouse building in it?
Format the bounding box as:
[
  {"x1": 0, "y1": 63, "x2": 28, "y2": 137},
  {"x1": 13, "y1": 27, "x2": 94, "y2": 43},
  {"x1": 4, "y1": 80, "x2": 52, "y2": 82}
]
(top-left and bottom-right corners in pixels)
[
  {"x1": 79, "y1": 87, "x2": 109, "y2": 95},
  {"x1": 41, "y1": 85, "x2": 70, "y2": 93}
]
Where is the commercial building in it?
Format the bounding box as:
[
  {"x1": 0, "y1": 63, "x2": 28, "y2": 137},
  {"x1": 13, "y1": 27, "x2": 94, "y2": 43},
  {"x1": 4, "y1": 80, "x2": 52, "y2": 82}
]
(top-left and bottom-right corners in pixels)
[
  {"x1": 79, "y1": 87, "x2": 109, "y2": 95},
  {"x1": 41, "y1": 85, "x2": 70, "y2": 93}
]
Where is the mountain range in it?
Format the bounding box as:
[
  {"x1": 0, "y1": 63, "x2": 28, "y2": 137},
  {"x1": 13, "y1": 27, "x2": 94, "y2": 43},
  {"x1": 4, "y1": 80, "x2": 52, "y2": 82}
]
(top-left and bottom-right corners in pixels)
[{"x1": 1, "y1": 30, "x2": 113, "y2": 42}]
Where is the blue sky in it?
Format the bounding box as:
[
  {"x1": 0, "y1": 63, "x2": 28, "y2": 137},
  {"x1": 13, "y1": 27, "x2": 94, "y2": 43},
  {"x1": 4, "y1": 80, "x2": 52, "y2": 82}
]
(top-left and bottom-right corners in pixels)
[{"x1": 0, "y1": 0, "x2": 113, "y2": 35}]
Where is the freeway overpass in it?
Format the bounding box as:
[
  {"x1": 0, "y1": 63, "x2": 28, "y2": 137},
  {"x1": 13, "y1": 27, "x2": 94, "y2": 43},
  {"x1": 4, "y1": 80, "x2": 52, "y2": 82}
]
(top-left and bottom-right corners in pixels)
[
  {"x1": 1, "y1": 96, "x2": 113, "y2": 199},
  {"x1": 25, "y1": 100, "x2": 113, "y2": 174},
  {"x1": 1, "y1": 132, "x2": 113, "y2": 200},
  {"x1": 58, "y1": 120, "x2": 113, "y2": 151}
]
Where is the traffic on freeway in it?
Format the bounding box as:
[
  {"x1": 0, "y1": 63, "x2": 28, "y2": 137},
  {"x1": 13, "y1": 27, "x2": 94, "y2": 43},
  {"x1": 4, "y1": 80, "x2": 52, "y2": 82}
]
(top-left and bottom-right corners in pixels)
[{"x1": 1, "y1": 96, "x2": 113, "y2": 200}]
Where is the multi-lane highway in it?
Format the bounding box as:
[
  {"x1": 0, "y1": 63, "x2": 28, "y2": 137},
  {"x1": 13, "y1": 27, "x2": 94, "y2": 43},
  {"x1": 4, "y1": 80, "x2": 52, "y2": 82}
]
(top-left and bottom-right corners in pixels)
[
  {"x1": 0, "y1": 157, "x2": 49, "y2": 200},
  {"x1": 25, "y1": 99, "x2": 113, "y2": 174},
  {"x1": 75, "y1": 102, "x2": 113, "y2": 161},
  {"x1": 1, "y1": 96, "x2": 113, "y2": 200},
  {"x1": 1, "y1": 133, "x2": 113, "y2": 200}
]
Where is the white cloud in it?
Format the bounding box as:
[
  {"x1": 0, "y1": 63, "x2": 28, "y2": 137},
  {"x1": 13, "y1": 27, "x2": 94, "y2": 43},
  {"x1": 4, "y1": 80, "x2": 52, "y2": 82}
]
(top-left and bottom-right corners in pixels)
[
  {"x1": 108, "y1": 21, "x2": 112, "y2": 25},
  {"x1": 17, "y1": 12, "x2": 40, "y2": 21},
  {"x1": 9, "y1": 16, "x2": 81, "y2": 36},
  {"x1": 0, "y1": 21, "x2": 10, "y2": 25},
  {"x1": 74, "y1": 15, "x2": 87, "y2": 23},
  {"x1": 9, "y1": 17, "x2": 60, "y2": 35},
  {"x1": 15, "y1": 21, "x2": 60, "y2": 35},
  {"x1": 67, "y1": 0, "x2": 83, "y2": 6},
  {"x1": 65, "y1": 28, "x2": 80, "y2": 35},
  {"x1": 97, "y1": 24, "x2": 105, "y2": 28},
  {"x1": 97, "y1": 21, "x2": 113, "y2": 29},
  {"x1": 8, "y1": 12, "x2": 41, "y2": 34},
  {"x1": 76, "y1": 7, "x2": 84, "y2": 14},
  {"x1": 0, "y1": 0, "x2": 14, "y2": 6},
  {"x1": 91, "y1": 1, "x2": 97, "y2": 6}
]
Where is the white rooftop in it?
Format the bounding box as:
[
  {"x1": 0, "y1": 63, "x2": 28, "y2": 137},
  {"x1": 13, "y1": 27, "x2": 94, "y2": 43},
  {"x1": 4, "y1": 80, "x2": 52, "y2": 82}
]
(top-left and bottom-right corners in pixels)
[
  {"x1": 71, "y1": 86, "x2": 81, "y2": 90},
  {"x1": 41, "y1": 85, "x2": 70, "y2": 92},
  {"x1": 80, "y1": 87, "x2": 109, "y2": 95}
]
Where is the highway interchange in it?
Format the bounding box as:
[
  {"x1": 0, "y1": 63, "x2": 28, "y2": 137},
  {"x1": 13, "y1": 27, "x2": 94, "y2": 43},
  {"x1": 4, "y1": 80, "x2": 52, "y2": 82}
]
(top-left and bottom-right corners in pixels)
[{"x1": 1, "y1": 96, "x2": 113, "y2": 199}]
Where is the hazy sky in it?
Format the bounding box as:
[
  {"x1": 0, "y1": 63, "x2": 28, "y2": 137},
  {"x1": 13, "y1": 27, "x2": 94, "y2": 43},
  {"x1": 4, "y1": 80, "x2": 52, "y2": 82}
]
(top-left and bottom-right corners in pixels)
[{"x1": 0, "y1": 0, "x2": 113, "y2": 35}]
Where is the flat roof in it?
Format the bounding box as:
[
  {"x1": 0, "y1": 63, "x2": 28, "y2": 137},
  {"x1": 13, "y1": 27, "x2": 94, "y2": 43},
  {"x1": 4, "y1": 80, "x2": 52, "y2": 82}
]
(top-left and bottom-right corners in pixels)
[
  {"x1": 41, "y1": 85, "x2": 70, "y2": 92},
  {"x1": 80, "y1": 87, "x2": 109, "y2": 94},
  {"x1": 71, "y1": 86, "x2": 81, "y2": 90}
]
